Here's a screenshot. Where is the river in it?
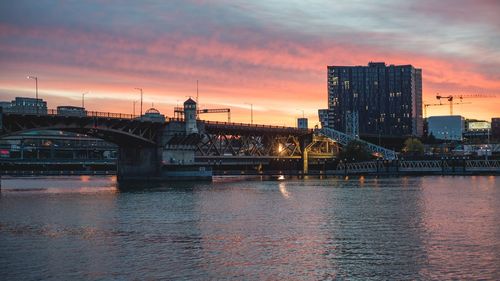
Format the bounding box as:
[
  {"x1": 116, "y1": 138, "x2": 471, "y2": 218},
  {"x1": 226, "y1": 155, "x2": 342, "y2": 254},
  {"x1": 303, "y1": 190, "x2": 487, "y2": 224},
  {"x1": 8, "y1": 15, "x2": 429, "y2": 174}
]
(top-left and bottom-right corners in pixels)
[{"x1": 1, "y1": 175, "x2": 499, "y2": 280}]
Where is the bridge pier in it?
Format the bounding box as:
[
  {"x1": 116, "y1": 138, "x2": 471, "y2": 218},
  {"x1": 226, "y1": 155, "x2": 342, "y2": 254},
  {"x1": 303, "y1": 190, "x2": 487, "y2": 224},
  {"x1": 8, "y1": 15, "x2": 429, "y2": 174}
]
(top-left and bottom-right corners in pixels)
[{"x1": 116, "y1": 145, "x2": 160, "y2": 181}]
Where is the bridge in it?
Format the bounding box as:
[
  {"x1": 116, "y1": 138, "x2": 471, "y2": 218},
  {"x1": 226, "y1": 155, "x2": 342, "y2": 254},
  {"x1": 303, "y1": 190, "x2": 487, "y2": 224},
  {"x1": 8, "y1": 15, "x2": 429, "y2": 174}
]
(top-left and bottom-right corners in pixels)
[{"x1": 0, "y1": 101, "x2": 344, "y2": 180}]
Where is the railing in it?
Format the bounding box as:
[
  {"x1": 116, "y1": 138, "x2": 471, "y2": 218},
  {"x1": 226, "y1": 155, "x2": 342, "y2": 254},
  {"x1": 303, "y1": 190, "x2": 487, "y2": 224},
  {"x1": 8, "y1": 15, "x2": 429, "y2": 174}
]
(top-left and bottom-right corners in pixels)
[
  {"x1": 3, "y1": 109, "x2": 317, "y2": 131},
  {"x1": 318, "y1": 127, "x2": 397, "y2": 160},
  {"x1": 201, "y1": 119, "x2": 312, "y2": 132},
  {"x1": 4, "y1": 108, "x2": 141, "y2": 119},
  {"x1": 336, "y1": 160, "x2": 500, "y2": 174}
]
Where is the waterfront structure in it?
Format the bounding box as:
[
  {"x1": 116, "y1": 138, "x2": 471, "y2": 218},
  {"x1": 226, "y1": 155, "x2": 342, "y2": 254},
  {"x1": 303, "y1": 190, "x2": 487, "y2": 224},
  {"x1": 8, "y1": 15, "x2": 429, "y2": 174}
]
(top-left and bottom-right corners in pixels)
[
  {"x1": 0, "y1": 98, "x2": 339, "y2": 179},
  {"x1": 297, "y1": 118, "x2": 308, "y2": 129},
  {"x1": 0, "y1": 130, "x2": 117, "y2": 160},
  {"x1": 320, "y1": 62, "x2": 423, "y2": 137},
  {"x1": 0, "y1": 97, "x2": 48, "y2": 114},
  {"x1": 427, "y1": 115, "x2": 464, "y2": 141}
]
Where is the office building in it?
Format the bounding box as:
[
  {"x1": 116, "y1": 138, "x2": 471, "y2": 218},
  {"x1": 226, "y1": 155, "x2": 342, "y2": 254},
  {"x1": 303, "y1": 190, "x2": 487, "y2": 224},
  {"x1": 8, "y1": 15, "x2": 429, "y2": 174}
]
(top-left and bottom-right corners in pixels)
[
  {"x1": 427, "y1": 115, "x2": 464, "y2": 141},
  {"x1": 321, "y1": 62, "x2": 422, "y2": 137}
]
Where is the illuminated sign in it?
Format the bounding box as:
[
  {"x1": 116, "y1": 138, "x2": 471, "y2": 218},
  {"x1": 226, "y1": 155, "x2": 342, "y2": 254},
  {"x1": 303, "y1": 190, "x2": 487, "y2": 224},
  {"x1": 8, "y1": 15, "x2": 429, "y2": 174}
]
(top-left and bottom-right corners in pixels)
[{"x1": 468, "y1": 121, "x2": 491, "y2": 130}]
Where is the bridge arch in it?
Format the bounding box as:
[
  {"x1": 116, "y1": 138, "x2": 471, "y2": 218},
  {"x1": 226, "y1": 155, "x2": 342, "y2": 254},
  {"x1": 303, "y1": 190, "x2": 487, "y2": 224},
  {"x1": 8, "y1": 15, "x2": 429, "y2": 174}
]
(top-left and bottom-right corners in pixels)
[{"x1": 0, "y1": 113, "x2": 163, "y2": 147}]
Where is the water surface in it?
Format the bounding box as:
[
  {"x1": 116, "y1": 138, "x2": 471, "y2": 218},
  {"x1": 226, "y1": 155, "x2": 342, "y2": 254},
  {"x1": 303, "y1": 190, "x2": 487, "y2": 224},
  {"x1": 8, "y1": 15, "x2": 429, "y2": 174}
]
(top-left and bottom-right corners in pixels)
[{"x1": 1, "y1": 175, "x2": 499, "y2": 280}]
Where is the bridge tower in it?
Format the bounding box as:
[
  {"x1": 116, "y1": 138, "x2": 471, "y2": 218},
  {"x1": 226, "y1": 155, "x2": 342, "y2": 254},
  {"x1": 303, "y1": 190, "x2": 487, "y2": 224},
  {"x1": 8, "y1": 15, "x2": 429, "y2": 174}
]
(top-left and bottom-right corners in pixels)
[{"x1": 184, "y1": 98, "x2": 198, "y2": 134}]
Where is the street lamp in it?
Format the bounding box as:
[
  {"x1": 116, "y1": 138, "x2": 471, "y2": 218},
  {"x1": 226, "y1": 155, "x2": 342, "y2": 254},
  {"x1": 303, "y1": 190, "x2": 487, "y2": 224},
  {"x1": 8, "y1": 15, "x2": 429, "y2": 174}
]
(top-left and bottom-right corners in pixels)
[
  {"x1": 26, "y1": 75, "x2": 38, "y2": 114},
  {"x1": 245, "y1": 102, "x2": 253, "y2": 124},
  {"x1": 133, "y1": 100, "x2": 139, "y2": 116},
  {"x1": 134, "y1": 88, "x2": 143, "y2": 117},
  {"x1": 82, "y1": 92, "x2": 89, "y2": 108}
]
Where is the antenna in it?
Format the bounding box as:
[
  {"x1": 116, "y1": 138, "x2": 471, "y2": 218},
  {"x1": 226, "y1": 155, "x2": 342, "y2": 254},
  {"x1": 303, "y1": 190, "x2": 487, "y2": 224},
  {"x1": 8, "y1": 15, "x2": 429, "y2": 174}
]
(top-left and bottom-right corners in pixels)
[
  {"x1": 196, "y1": 80, "x2": 199, "y2": 119},
  {"x1": 196, "y1": 80, "x2": 199, "y2": 106}
]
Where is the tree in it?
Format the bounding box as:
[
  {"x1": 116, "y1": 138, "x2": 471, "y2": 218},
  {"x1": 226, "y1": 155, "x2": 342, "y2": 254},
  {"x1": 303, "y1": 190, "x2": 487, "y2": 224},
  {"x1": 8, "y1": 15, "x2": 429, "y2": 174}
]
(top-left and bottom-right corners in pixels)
[
  {"x1": 339, "y1": 140, "x2": 372, "y2": 162},
  {"x1": 403, "y1": 138, "x2": 424, "y2": 156}
]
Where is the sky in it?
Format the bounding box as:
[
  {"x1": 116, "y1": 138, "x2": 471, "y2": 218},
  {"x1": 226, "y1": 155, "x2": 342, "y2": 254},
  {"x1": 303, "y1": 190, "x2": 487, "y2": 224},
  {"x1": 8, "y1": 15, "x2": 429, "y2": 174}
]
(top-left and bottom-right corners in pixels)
[{"x1": 0, "y1": 0, "x2": 499, "y2": 126}]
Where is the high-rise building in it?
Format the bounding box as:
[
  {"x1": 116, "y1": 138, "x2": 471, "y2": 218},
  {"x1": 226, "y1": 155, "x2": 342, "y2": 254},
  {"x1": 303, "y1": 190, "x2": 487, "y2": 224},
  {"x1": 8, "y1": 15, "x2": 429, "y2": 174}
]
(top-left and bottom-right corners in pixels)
[{"x1": 320, "y1": 62, "x2": 422, "y2": 137}]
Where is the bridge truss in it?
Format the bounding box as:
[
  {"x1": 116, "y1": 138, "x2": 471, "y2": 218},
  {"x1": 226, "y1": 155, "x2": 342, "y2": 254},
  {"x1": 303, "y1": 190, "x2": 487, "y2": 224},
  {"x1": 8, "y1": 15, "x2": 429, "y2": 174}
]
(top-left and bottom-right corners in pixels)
[{"x1": 318, "y1": 127, "x2": 397, "y2": 160}]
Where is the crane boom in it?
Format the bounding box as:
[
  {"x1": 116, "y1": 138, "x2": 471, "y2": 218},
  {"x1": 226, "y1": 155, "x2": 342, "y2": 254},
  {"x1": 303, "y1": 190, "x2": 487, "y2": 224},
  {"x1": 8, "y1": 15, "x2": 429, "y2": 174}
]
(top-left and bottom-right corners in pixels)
[
  {"x1": 424, "y1": 101, "x2": 471, "y2": 118},
  {"x1": 435, "y1": 93, "x2": 491, "y2": 115},
  {"x1": 174, "y1": 107, "x2": 231, "y2": 122}
]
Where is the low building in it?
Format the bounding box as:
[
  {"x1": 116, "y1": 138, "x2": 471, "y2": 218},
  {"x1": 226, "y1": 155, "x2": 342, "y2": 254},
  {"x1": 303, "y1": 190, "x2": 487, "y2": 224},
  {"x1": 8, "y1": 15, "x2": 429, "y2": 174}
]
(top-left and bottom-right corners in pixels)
[
  {"x1": 0, "y1": 97, "x2": 48, "y2": 114},
  {"x1": 297, "y1": 118, "x2": 308, "y2": 129},
  {"x1": 463, "y1": 119, "x2": 491, "y2": 141},
  {"x1": 427, "y1": 115, "x2": 464, "y2": 141}
]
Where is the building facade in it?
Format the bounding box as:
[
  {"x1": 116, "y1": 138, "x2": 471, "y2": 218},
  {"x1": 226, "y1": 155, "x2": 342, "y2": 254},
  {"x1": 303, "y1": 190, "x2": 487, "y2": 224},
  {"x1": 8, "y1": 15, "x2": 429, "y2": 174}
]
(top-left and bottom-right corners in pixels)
[
  {"x1": 427, "y1": 116, "x2": 464, "y2": 141},
  {"x1": 297, "y1": 118, "x2": 308, "y2": 129},
  {"x1": 492, "y1": 118, "x2": 500, "y2": 140},
  {"x1": 321, "y1": 62, "x2": 422, "y2": 137},
  {"x1": 0, "y1": 97, "x2": 47, "y2": 114}
]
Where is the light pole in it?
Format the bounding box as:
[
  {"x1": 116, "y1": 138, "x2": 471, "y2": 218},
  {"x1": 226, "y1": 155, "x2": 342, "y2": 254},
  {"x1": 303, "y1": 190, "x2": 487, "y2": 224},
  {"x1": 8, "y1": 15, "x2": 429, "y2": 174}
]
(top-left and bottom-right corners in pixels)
[
  {"x1": 82, "y1": 92, "x2": 88, "y2": 108},
  {"x1": 27, "y1": 75, "x2": 38, "y2": 114},
  {"x1": 245, "y1": 102, "x2": 253, "y2": 124},
  {"x1": 134, "y1": 88, "x2": 143, "y2": 117},
  {"x1": 133, "y1": 100, "x2": 139, "y2": 116}
]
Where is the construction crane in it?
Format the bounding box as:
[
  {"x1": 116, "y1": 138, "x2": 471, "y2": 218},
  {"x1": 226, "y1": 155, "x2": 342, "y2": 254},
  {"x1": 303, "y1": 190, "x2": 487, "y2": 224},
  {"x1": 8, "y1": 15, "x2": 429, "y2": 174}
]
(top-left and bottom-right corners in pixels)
[
  {"x1": 435, "y1": 93, "x2": 492, "y2": 115},
  {"x1": 174, "y1": 107, "x2": 231, "y2": 122},
  {"x1": 424, "y1": 101, "x2": 471, "y2": 118}
]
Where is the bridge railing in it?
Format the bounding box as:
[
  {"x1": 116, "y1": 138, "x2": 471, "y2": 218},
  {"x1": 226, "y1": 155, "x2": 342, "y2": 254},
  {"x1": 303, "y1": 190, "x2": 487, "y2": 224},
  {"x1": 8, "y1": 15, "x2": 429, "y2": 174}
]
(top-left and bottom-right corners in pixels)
[
  {"x1": 318, "y1": 127, "x2": 397, "y2": 160},
  {"x1": 200, "y1": 120, "x2": 312, "y2": 132},
  {"x1": 5, "y1": 108, "x2": 142, "y2": 120}
]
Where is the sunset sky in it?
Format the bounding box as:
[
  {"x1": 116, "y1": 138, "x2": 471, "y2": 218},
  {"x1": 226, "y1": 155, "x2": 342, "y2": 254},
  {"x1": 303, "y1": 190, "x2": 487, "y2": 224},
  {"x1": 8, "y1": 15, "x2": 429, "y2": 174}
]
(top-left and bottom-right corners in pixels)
[{"x1": 0, "y1": 0, "x2": 499, "y2": 126}]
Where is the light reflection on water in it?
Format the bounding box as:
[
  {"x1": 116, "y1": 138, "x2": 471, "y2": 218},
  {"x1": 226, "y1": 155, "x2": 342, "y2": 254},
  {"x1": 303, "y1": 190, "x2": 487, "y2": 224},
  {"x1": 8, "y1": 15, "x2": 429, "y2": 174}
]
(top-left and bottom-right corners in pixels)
[{"x1": 0, "y1": 176, "x2": 499, "y2": 280}]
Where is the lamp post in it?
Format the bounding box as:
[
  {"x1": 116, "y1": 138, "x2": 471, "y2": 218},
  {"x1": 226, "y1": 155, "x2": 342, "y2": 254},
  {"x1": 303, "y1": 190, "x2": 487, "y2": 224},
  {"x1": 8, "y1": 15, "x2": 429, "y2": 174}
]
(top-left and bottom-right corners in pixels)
[
  {"x1": 134, "y1": 88, "x2": 143, "y2": 117},
  {"x1": 27, "y1": 75, "x2": 38, "y2": 114},
  {"x1": 245, "y1": 102, "x2": 253, "y2": 124},
  {"x1": 133, "y1": 100, "x2": 139, "y2": 116},
  {"x1": 82, "y1": 92, "x2": 88, "y2": 108}
]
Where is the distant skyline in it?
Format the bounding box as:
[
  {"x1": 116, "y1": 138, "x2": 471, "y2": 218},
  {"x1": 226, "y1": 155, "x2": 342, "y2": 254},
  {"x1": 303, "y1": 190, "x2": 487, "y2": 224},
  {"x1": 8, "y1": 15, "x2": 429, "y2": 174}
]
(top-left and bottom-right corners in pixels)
[{"x1": 1, "y1": 0, "x2": 499, "y2": 125}]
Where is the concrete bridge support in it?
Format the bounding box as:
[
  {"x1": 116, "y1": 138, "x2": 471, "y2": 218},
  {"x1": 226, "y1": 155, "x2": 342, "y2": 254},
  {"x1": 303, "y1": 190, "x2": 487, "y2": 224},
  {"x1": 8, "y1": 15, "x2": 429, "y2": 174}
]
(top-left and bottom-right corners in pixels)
[{"x1": 116, "y1": 145, "x2": 160, "y2": 181}]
